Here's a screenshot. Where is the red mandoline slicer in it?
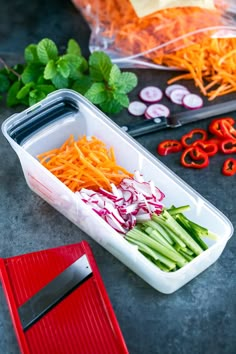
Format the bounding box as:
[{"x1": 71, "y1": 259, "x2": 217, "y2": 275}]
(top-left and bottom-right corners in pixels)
[{"x1": 0, "y1": 241, "x2": 129, "y2": 354}]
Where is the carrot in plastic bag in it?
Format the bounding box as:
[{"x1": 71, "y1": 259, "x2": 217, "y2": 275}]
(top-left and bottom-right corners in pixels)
[
  {"x1": 71, "y1": 0, "x2": 227, "y2": 57},
  {"x1": 72, "y1": 0, "x2": 236, "y2": 100}
]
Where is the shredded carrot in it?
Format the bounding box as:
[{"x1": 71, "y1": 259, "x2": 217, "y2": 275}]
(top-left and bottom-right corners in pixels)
[
  {"x1": 37, "y1": 135, "x2": 133, "y2": 192},
  {"x1": 165, "y1": 37, "x2": 236, "y2": 100},
  {"x1": 72, "y1": 0, "x2": 236, "y2": 99}
]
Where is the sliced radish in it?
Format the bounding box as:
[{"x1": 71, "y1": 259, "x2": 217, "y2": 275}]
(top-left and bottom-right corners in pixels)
[
  {"x1": 144, "y1": 104, "x2": 170, "y2": 119},
  {"x1": 165, "y1": 84, "x2": 189, "y2": 98},
  {"x1": 169, "y1": 88, "x2": 190, "y2": 105},
  {"x1": 75, "y1": 172, "x2": 165, "y2": 233},
  {"x1": 128, "y1": 101, "x2": 147, "y2": 116},
  {"x1": 182, "y1": 93, "x2": 204, "y2": 110},
  {"x1": 139, "y1": 86, "x2": 163, "y2": 103}
]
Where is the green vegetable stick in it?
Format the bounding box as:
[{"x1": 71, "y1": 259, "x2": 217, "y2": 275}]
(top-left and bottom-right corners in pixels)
[
  {"x1": 143, "y1": 220, "x2": 174, "y2": 245},
  {"x1": 126, "y1": 228, "x2": 188, "y2": 268},
  {"x1": 152, "y1": 211, "x2": 204, "y2": 256},
  {"x1": 126, "y1": 236, "x2": 176, "y2": 270},
  {"x1": 174, "y1": 213, "x2": 208, "y2": 251},
  {"x1": 141, "y1": 226, "x2": 176, "y2": 251}
]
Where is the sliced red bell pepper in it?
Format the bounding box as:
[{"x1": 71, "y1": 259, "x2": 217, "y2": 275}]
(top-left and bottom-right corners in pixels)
[
  {"x1": 220, "y1": 139, "x2": 236, "y2": 154},
  {"x1": 157, "y1": 139, "x2": 182, "y2": 156},
  {"x1": 192, "y1": 140, "x2": 218, "y2": 157},
  {"x1": 181, "y1": 146, "x2": 209, "y2": 169},
  {"x1": 208, "y1": 117, "x2": 236, "y2": 140},
  {"x1": 181, "y1": 128, "x2": 208, "y2": 148},
  {"x1": 222, "y1": 158, "x2": 236, "y2": 176},
  {"x1": 221, "y1": 120, "x2": 236, "y2": 139},
  {"x1": 206, "y1": 137, "x2": 222, "y2": 148}
]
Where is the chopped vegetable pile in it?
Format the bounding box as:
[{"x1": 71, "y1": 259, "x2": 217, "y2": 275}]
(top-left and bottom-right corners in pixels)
[
  {"x1": 157, "y1": 116, "x2": 236, "y2": 176},
  {"x1": 38, "y1": 134, "x2": 218, "y2": 272}
]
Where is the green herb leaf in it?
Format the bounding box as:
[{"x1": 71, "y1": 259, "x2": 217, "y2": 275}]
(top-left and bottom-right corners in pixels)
[
  {"x1": 84, "y1": 82, "x2": 107, "y2": 104},
  {"x1": 44, "y1": 60, "x2": 57, "y2": 80},
  {"x1": 108, "y1": 64, "x2": 121, "y2": 87},
  {"x1": 29, "y1": 89, "x2": 47, "y2": 106},
  {"x1": 57, "y1": 58, "x2": 71, "y2": 78},
  {"x1": 35, "y1": 84, "x2": 55, "y2": 95},
  {"x1": 99, "y1": 99, "x2": 123, "y2": 114},
  {"x1": 72, "y1": 75, "x2": 93, "y2": 95},
  {"x1": 24, "y1": 44, "x2": 39, "y2": 63},
  {"x1": 7, "y1": 81, "x2": 21, "y2": 107},
  {"x1": 118, "y1": 72, "x2": 138, "y2": 93},
  {"x1": 109, "y1": 70, "x2": 138, "y2": 94},
  {"x1": 0, "y1": 73, "x2": 10, "y2": 93},
  {"x1": 89, "y1": 51, "x2": 112, "y2": 81},
  {"x1": 51, "y1": 73, "x2": 69, "y2": 89},
  {"x1": 66, "y1": 39, "x2": 81, "y2": 56},
  {"x1": 113, "y1": 92, "x2": 129, "y2": 107},
  {"x1": 62, "y1": 54, "x2": 84, "y2": 72},
  {"x1": 37, "y1": 38, "x2": 58, "y2": 64},
  {"x1": 37, "y1": 75, "x2": 47, "y2": 85},
  {"x1": 21, "y1": 63, "x2": 43, "y2": 84},
  {"x1": 16, "y1": 82, "x2": 34, "y2": 100}
]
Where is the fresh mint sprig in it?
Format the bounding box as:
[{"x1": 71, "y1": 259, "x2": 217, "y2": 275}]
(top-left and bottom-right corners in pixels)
[{"x1": 0, "y1": 38, "x2": 138, "y2": 114}]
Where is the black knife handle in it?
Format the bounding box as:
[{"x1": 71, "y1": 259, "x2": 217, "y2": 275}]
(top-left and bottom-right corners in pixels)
[{"x1": 121, "y1": 116, "x2": 168, "y2": 137}]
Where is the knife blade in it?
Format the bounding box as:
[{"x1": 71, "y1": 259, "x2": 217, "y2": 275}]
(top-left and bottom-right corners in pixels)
[
  {"x1": 121, "y1": 100, "x2": 236, "y2": 137},
  {"x1": 18, "y1": 254, "x2": 93, "y2": 331}
]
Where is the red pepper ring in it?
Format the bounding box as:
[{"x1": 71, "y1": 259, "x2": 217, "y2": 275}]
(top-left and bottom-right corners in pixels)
[
  {"x1": 221, "y1": 120, "x2": 236, "y2": 140},
  {"x1": 180, "y1": 128, "x2": 208, "y2": 148},
  {"x1": 220, "y1": 139, "x2": 236, "y2": 154},
  {"x1": 157, "y1": 139, "x2": 182, "y2": 156},
  {"x1": 209, "y1": 117, "x2": 235, "y2": 127},
  {"x1": 206, "y1": 137, "x2": 222, "y2": 148},
  {"x1": 181, "y1": 146, "x2": 209, "y2": 169},
  {"x1": 222, "y1": 158, "x2": 236, "y2": 176},
  {"x1": 208, "y1": 118, "x2": 236, "y2": 140},
  {"x1": 192, "y1": 140, "x2": 218, "y2": 157}
]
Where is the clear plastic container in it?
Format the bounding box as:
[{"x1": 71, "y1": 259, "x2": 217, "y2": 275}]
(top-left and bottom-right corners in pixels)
[{"x1": 1, "y1": 89, "x2": 234, "y2": 294}]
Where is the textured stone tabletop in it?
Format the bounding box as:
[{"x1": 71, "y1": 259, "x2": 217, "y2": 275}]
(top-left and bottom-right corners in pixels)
[{"x1": 0, "y1": 1, "x2": 236, "y2": 353}]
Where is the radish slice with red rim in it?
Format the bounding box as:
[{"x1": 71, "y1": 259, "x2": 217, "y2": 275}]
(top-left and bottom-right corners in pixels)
[
  {"x1": 128, "y1": 101, "x2": 147, "y2": 116},
  {"x1": 165, "y1": 84, "x2": 189, "y2": 98},
  {"x1": 182, "y1": 93, "x2": 204, "y2": 110},
  {"x1": 139, "y1": 86, "x2": 163, "y2": 103},
  {"x1": 76, "y1": 173, "x2": 165, "y2": 233},
  {"x1": 144, "y1": 104, "x2": 170, "y2": 119},
  {"x1": 169, "y1": 88, "x2": 190, "y2": 105}
]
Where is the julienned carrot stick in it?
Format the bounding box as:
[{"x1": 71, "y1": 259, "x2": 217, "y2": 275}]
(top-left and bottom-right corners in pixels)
[
  {"x1": 37, "y1": 135, "x2": 133, "y2": 192},
  {"x1": 73, "y1": 0, "x2": 236, "y2": 99},
  {"x1": 166, "y1": 37, "x2": 236, "y2": 100}
]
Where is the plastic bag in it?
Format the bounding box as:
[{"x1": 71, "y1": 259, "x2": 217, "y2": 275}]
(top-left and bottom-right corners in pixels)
[{"x1": 71, "y1": 0, "x2": 236, "y2": 69}]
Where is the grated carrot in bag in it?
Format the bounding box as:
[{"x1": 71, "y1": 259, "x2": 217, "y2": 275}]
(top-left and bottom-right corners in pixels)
[{"x1": 72, "y1": 0, "x2": 236, "y2": 100}]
